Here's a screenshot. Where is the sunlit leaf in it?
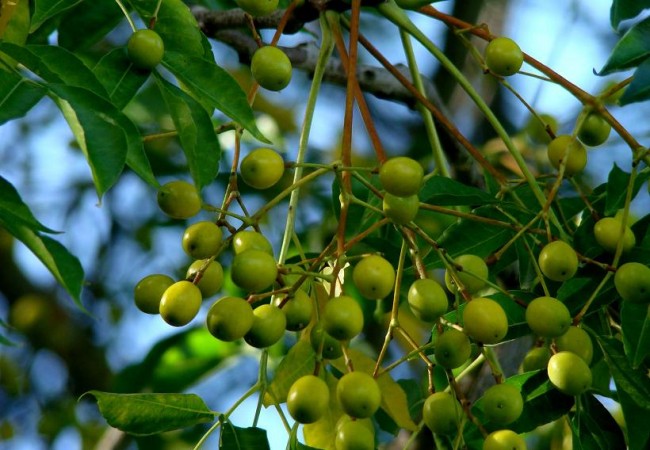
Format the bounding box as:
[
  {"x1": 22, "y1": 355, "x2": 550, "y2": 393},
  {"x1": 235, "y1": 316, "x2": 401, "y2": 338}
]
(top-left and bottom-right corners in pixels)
[
  {"x1": 0, "y1": 71, "x2": 46, "y2": 125},
  {"x1": 31, "y1": 0, "x2": 83, "y2": 32},
  {"x1": 220, "y1": 422, "x2": 271, "y2": 450},
  {"x1": 0, "y1": 0, "x2": 29, "y2": 44},
  {"x1": 264, "y1": 340, "x2": 316, "y2": 406}
]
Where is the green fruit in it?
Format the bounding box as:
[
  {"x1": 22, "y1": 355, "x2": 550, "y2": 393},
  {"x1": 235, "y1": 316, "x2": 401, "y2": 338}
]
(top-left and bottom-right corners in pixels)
[
  {"x1": 323, "y1": 296, "x2": 364, "y2": 341},
  {"x1": 159, "y1": 281, "x2": 202, "y2": 327},
  {"x1": 352, "y1": 254, "x2": 396, "y2": 299},
  {"x1": 232, "y1": 230, "x2": 273, "y2": 255},
  {"x1": 407, "y1": 278, "x2": 448, "y2": 322},
  {"x1": 481, "y1": 384, "x2": 524, "y2": 425},
  {"x1": 525, "y1": 296, "x2": 572, "y2": 338},
  {"x1": 231, "y1": 249, "x2": 278, "y2": 292},
  {"x1": 538, "y1": 240, "x2": 579, "y2": 282},
  {"x1": 422, "y1": 392, "x2": 461, "y2": 435},
  {"x1": 614, "y1": 262, "x2": 650, "y2": 304},
  {"x1": 240, "y1": 148, "x2": 285, "y2": 189},
  {"x1": 157, "y1": 180, "x2": 201, "y2": 219},
  {"x1": 251, "y1": 46, "x2": 292, "y2": 91},
  {"x1": 206, "y1": 296, "x2": 254, "y2": 341},
  {"x1": 594, "y1": 217, "x2": 636, "y2": 253},
  {"x1": 310, "y1": 323, "x2": 343, "y2": 359},
  {"x1": 462, "y1": 298, "x2": 508, "y2": 344},
  {"x1": 484, "y1": 37, "x2": 524, "y2": 77},
  {"x1": 335, "y1": 415, "x2": 374, "y2": 435},
  {"x1": 378, "y1": 156, "x2": 424, "y2": 197},
  {"x1": 521, "y1": 347, "x2": 551, "y2": 372},
  {"x1": 244, "y1": 304, "x2": 286, "y2": 348},
  {"x1": 127, "y1": 29, "x2": 164, "y2": 70},
  {"x1": 525, "y1": 113, "x2": 559, "y2": 144},
  {"x1": 274, "y1": 290, "x2": 313, "y2": 331},
  {"x1": 555, "y1": 326, "x2": 593, "y2": 364},
  {"x1": 186, "y1": 260, "x2": 225, "y2": 298},
  {"x1": 383, "y1": 193, "x2": 419, "y2": 225},
  {"x1": 134, "y1": 274, "x2": 174, "y2": 314},
  {"x1": 547, "y1": 351, "x2": 592, "y2": 396},
  {"x1": 483, "y1": 430, "x2": 527, "y2": 450},
  {"x1": 435, "y1": 328, "x2": 471, "y2": 369},
  {"x1": 547, "y1": 135, "x2": 587, "y2": 176},
  {"x1": 445, "y1": 254, "x2": 489, "y2": 294},
  {"x1": 336, "y1": 372, "x2": 381, "y2": 419},
  {"x1": 578, "y1": 113, "x2": 611, "y2": 147},
  {"x1": 335, "y1": 419, "x2": 375, "y2": 450},
  {"x1": 235, "y1": 0, "x2": 278, "y2": 17},
  {"x1": 182, "y1": 221, "x2": 222, "y2": 259},
  {"x1": 287, "y1": 375, "x2": 330, "y2": 424}
]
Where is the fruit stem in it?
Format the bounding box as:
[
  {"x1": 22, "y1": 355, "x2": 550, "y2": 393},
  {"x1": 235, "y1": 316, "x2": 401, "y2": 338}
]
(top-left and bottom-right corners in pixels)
[
  {"x1": 114, "y1": 0, "x2": 137, "y2": 32},
  {"x1": 481, "y1": 346, "x2": 504, "y2": 384}
]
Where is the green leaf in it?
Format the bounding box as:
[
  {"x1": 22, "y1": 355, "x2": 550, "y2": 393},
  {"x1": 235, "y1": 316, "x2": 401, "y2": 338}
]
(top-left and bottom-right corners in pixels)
[
  {"x1": 84, "y1": 391, "x2": 215, "y2": 436},
  {"x1": 420, "y1": 176, "x2": 497, "y2": 206},
  {"x1": 0, "y1": 220, "x2": 84, "y2": 306},
  {"x1": 303, "y1": 371, "x2": 343, "y2": 450},
  {"x1": 58, "y1": 0, "x2": 123, "y2": 51},
  {"x1": 0, "y1": 71, "x2": 46, "y2": 126},
  {"x1": 163, "y1": 51, "x2": 269, "y2": 143},
  {"x1": 571, "y1": 394, "x2": 626, "y2": 450},
  {"x1": 618, "y1": 385, "x2": 650, "y2": 450},
  {"x1": 157, "y1": 76, "x2": 220, "y2": 189},
  {"x1": 0, "y1": 175, "x2": 56, "y2": 233},
  {"x1": 49, "y1": 84, "x2": 128, "y2": 198},
  {"x1": 619, "y1": 58, "x2": 650, "y2": 105},
  {"x1": 601, "y1": 17, "x2": 650, "y2": 74},
  {"x1": 621, "y1": 302, "x2": 650, "y2": 367},
  {"x1": 93, "y1": 48, "x2": 150, "y2": 110},
  {"x1": 0, "y1": 0, "x2": 30, "y2": 45},
  {"x1": 220, "y1": 423, "x2": 271, "y2": 450},
  {"x1": 558, "y1": 276, "x2": 617, "y2": 316},
  {"x1": 605, "y1": 164, "x2": 650, "y2": 216},
  {"x1": 610, "y1": 0, "x2": 650, "y2": 29},
  {"x1": 263, "y1": 340, "x2": 316, "y2": 406},
  {"x1": 31, "y1": 0, "x2": 83, "y2": 32}
]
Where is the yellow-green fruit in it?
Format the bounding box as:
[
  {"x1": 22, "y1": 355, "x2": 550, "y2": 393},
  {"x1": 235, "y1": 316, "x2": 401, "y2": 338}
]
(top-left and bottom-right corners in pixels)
[
  {"x1": 435, "y1": 328, "x2": 471, "y2": 369},
  {"x1": 156, "y1": 180, "x2": 201, "y2": 219},
  {"x1": 335, "y1": 419, "x2": 375, "y2": 450},
  {"x1": 182, "y1": 221, "x2": 222, "y2": 259},
  {"x1": 287, "y1": 375, "x2": 330, "y2": 424},
  {"x1": 594, "y1": 217, "x2": 636, "y2": 253},
  {"x1": 462, "y1": 298, "x2": 508, "y2": 344},
  {"x1": 538, "y1": 240, "x2": 579, "y2": 282},
  {"x1": 525, "y1": 296, "x2": 572, "y2": 338},
  {"x1": 578, "y1": 113, "x2": 611, "y2": 147},
  {"x1": 240, "y1": 148, "x2": 285, "y2": 189},
  {"x1": 323, "y1": 296, "x2": 364, "y2": 341},
  {"x1": 244, "y1": 304, "x2": 286, "y2": 348},
  {"x1": 206, "y1": 296, "x2": 254, "y2": 341},
  {"x1": 614, "y1": 262, "x2": 650, "y2": 304},
  {"x1": 231, "y1": 249, "x2": 278, "y2": 292},
  {"x1": 481, "y1": 384, "x2": 524, "y2": 425},
  {"x1": 555, "y1": 326, "x2": 593, "y2": 365},
  {"x1": 335, "y1": 415, "x2": 374, "y2": 435},
  {"x1": 422, "y1": 392, "x2": 461, "y2": 435},
  {"x1": 251, "y1": 46, "x2": 292, "y2": 91},
  {"x1": 134, "y1": 274, "x2": 174, "y2": 314},
  {"x1": 445, "y1": 254, "x2": 489, "y2": 294},
  {"x1": 547, "y1": 135, "x2": 587, "y2": 176},
  {"x1": 236, "y1": 0, "x2": 278, "y2": 17},
  {"x1": 352, "y1": 254, "x2": 396, "y2": 299},
  {"x1": 310, "y1": 323, "x2": 343, "y2": 359},
  {"x1": 407, "y1": 278, "x2": 448, "y2": 322},
  {"x1": 484, "y1": 37, "x2": 524, "y2": 77},
  {"x1": 232, "y1": 230, "x2": 273, "y2": 255},
  {"x1": 483, "y1": 430, "x2": 527, "y2": 450},
  {"x1": 186, "y1": 260, "x2": 224, "y2": 298},
  {"x1": 159, "y1": 281, "x2": 202, "y2": 327},
  {"x1": 336, "y1": 372, "x2": 381, "y2": 419},
  {"x1": 525, "y1": 113, "x2": 559, "y2": 144},
  {"x1": 383, "y1": 193, "x2": 419, "y2": 225},
  {"x1": 274, "y1": 290, "x2": 313, "y2": 331},
  {"x1": 547, "y1": 351, "x2": 592, "y2": 396},
  {"x1": 378, "y1": 156, "x2": 424, "y2": 197},
  {"x1": 521, "y1": 347, "x2": 551, "y2": 372}
]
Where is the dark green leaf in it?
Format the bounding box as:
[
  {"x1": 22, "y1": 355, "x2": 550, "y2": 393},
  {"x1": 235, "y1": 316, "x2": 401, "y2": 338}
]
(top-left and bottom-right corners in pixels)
[
  {"x1": 157, "y1": 76, "x2": 220, "y2": 189},
  {"x1": 163, "y1": 52, "x2": 269, "y2": 143},
  {"x1": 617, "y1": 385, "x2": 650, "y2": 450},
  {"x1": 601, "y1": 17, "x2": 650, "y2": 74},
  {"x1": 0, "y1": 70, "x2": 46, "y2": 125},
  {"x1": 621, "y1": 302, "x2": 650, "y2": 368},
  {"x1": 49, "y1": 84, "x2": 128, "y2": 198},
  {"x1": 84, "y1": 391, "x2": 215, "y2": 436},
  {"x1": 93, "y1": 48, "x2": 150, "y2": 110},
  {"x1": 220, "y1": 423, "x2": 271, "y2": 450},
  {"x1": 488, "y1": 290, "x2": 533, "y2": 341},
  {"x1": 58, "y1": 0, "x2": 123, "y2": 51},
  {"x1": 31, "y1": 0, "x2": 83, "y2": 32},
  {"x1": 620, "y1": 58, "x2": 650, "y2": 105},
  {"x1": 0, "y1": 175, "x2": 56, "y2": 233},
  {"x1": 571, "y1": 394, "x2": 626, "y2": 450},
  {"x1": 610, "y1": 0, "x2": 650, "y2": 29},
  {"x1": 420, "y1": 176, "x2": 497, "y2": 206},
  {"x1": 605, "y1": 164, "x2": 650, "y2": 216},
  {"x1": 557, "y1": 276, "x2": 617, "y2": 316}
]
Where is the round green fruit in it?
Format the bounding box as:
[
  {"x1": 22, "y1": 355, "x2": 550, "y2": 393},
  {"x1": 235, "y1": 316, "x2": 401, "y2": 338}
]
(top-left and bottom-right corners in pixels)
[
  {"x1": 578, "y1": 113, "x2": 611, "y2": 147},
  {"x1": 525, "y1": 113, "x2": 559, "y2": 144},
  {"x1": 231, "y1": 249, "x2": 278, "y2": 292},
  {"x1": 379, "y1": 156, "x2": 424, "y2": 197},
  {"x1": 336, "y1": 371, "x2": 381, "y2": 419},
  {"x1": 127, "y1": 29, "x2": 164, "y2": 70},
  {"x1": 310, "y1": 323, "x2": 343, "y2": 359},
  {"x1": 481, "y1": 384, "x2": 524, "y2": 425},
  {"x1": 422, "y1": 392, "x2": 461, "y2": 435},
  {"x1": 483, "y1": 430, "x2": 527, "y2": 450},
  {"x1": 521, "y1": 347, "x2": 551, "y2": 372},
  {"x1": 206, "y1": 296, "x2": 254, "y2": 341},
  {"x1": 445, "y1": 254, "x2": 489, "y2": 294},
  {"x1": 538, "y1": 240, "x2": 579, "y2": 282},
  {"x1": 159, "y1": 280, "x2": 202, "y2": 327},
  {"x1": 525, "y1": 296, "x2": 572, "y2": 338},
  {"x1": 335, "y1": 419, "x2": 375, "y2": 450},
  {"x1": 134, "y1": 274, "x2": 174, "y2": 314},
  {"x1": 235, "y1": 0, "x2": 278, "y2": 17},
  {"x1": 547, "y1": 351, "x2": 592, "y2": 396},
  {"x1": 485, "y1": 37, "x2": 524, "y2": 77},
  {"x1": 547, "y1": 135, "x2": 587, "y2": 176},
  {"x1": 182, "y1": 221, "x2": 222, "y2": 259},
  {"x1": 323, "y1": 296, "x2": 364, "y2": 341},
  {"x1": 435, "y1": 328, "x2": 471, "y2": 369},
  {"x1": 335, "y1": 415, "x2": 374, "y2": 435},
  {"x1": 614, "y1": 262, "x2": 650, "y2": 304},
  {"x1": 244, "y1": 304, "x2": 286, "y2": 348},
  {"x1": 186, "y1": 260, "x2": 224, "y2": 298},
  {"x1": 462, "y1": 298, "x2": 508, "y2": 344},
  {"x1": 383, "y1": 193, "x2": 419, "y2": 225},
  {"x1": 287, "y1": 375, "x2": 330, "y2": 424},
  {"x1": 274, "y1": 290, "x2": 313, "y2": 331},
  {"x1": 352, "y1": 254, "x2": 396, "y2": 299},
  {"x1": 594, "y1": 217, "x2": 636, "y2": 253},
  {"x1": 407, "y1": 278, "x2": 448, "y2": 322},
  {"x1": 240, "y1": 148, "x2": 285, "y2": 189},
  {"x1": 232, "y1": 230, "x2": 273, "y2": 256},
  {"x1": 555, "y1": 326, "x2": 593, "y2": 364},
  {"x1": 157, "y1": 180, "x2": 201, "y2": 219},
  {"x1": 251, "y1": 46, "x2": 292, "y2": 91}
]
